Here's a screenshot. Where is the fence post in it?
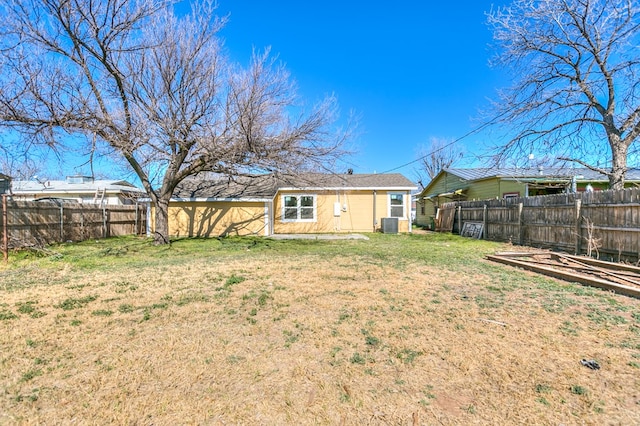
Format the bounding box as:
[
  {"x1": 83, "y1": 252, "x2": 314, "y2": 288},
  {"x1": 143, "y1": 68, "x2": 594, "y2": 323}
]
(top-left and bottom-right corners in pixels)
[
  {"x1": 59, "y1": 204, "x2": 64, "y2": 242},
  {"x1": 102, "y1": 205, "x2": 107, "y2": 238},
  {"x1": 80, "y1": 206, "x2": 84, "y2": 240},
  {"x1": 518, "y1": 202, "x2": 524, "y2": 245},
  {"x1": 574, "y1": 199, "x2": 582, "y2": 255},
  {"x1": 2, "y1": 194, "x2": 7, "y2": 263},
  {"x1": 457, "y1": 205, "x2": 462, "y2": 234},
  {"x1": 483, "y1": 204, "x2": 488, "y2": 240}
]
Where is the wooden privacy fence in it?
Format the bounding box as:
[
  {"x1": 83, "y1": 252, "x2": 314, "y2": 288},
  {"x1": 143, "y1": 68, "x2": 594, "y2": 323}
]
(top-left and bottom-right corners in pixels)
[
  {"x1": 438, "y1": 187, "x2": 640, "y2": 262},
  {"x1": 0, "y1": 196, "x2": 147, "y2": 250}
]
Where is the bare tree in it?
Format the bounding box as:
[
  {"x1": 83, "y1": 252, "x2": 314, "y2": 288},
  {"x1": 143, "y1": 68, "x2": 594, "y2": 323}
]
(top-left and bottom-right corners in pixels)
[
  {"x1": 0, "y1": 0, "x2": 347, "y2": 243},
  {"x1": 414, "y1": 137, "x2": 463, "y2": 189},
  {"x1": 487, "y1": 0, "x2": 640, "y2": 189}
]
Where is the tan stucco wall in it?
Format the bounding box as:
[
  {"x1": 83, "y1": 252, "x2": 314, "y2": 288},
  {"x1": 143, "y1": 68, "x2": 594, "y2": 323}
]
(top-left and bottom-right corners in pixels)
[
  {"x1": 273, "y1": 190, "x2": 411, "y2": 234},
  {"x1": 152, "y1": 190, "x2": 412, "y2": 237},
  {"x1": 154, "y1": 201, "x2": 268, "y2": 237}
]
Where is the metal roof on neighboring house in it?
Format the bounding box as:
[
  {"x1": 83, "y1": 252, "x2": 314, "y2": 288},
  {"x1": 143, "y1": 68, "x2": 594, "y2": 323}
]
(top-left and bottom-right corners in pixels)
[
  {"x1": 172, "y1": 173, "x2": 417, "y2": 200},
  {"x1": 445, "y1": 167, "x2": 640, "y2": 182}
]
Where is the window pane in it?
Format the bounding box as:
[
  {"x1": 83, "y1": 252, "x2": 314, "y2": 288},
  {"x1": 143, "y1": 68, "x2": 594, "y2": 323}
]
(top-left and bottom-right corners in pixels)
[
  {"x1": 284, "y1": 207, "x2": 298, "y2": 220},
  {"x1": 390, "y1": 194, "x2": 403, "y2": 205},
  {"x1": 300, "y1": 207, "x2": 314, "y2": 219},
  {"x1": 390, "y1": 206, "x2": 403, "y2": 217},
  {"x1": 285, "y1": 196, "x2": 298, "y2": 207},
  {"x1": 301, "y1": 196, "x2": 314, "y2": 207}
]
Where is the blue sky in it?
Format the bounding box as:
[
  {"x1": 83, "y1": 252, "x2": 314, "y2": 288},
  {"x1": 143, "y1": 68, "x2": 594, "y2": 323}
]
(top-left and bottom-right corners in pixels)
[
  {"x1": 215, "y1": 1, "x2": 509, "y2": 177},
  {"x1": 11, "y1": 1, "x2": 510, "y2": 182}
]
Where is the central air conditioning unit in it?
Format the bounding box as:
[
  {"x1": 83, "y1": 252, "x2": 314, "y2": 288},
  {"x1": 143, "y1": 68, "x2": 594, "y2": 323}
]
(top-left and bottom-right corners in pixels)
[{"x1": 381, "y1": 217, "x2": 398, "y2": 234}]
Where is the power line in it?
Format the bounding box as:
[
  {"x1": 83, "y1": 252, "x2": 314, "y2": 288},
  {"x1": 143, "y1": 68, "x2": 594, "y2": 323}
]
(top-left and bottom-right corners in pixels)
[{"x1": 376, "y1": 110, "x2": 508, "y2": 175}]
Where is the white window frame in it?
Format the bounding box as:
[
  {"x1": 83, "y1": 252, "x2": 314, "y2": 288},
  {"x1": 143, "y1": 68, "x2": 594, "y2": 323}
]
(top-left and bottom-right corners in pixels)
[
  {"x1": 281, "y1": 194, "x2": 317, "y2": 222},
  {"x1": 388, "y1": 193, "x2": 406, "y2": 219}
]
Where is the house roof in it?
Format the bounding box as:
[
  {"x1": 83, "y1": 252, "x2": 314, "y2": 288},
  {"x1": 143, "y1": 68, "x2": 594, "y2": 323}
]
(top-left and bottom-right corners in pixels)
[
  {"x1": 445, "y1": 167, "x2": 640, "y2": 182},
  {"x1": 173, "y1": 175, "x2": 278, "y2": 200},
  {"x1": 419, "y1": 167, "x2": 640, "y2": 200},
  {"x1": 277, "y1": 173, "x2": 416, "y2": 190},
  {"x1": 11, "y1": 176, "x2": 145, "y2": 195},
  {"x1": 173, "y1": 173, "x2": 417, "y2": 200}
]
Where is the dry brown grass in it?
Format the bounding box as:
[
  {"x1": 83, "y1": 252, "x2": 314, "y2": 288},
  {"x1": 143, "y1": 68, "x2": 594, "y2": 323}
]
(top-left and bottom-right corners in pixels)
[{"x1": 1, "y1": 236, "x2": 640, "y2": 425}]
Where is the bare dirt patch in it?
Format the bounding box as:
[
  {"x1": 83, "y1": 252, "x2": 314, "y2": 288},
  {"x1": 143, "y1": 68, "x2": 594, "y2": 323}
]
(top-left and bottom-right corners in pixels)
[{"x1": 1, "y1": 237, "x2": 639, "y2": 425}]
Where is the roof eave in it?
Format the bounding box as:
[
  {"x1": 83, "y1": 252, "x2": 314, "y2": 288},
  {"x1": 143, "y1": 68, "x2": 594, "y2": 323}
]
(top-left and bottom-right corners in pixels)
[
  {"x1": 277, "y1": 186, "x2": 417, "y2": 191},
  {"x1": 169, "y1": 197, "x2": 272, "y2": 202}
]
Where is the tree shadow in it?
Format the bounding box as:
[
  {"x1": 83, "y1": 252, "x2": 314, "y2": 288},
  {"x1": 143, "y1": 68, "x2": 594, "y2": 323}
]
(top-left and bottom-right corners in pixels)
[{"x1": 170, "y1": 204, "x2": 266, "y2": 237}]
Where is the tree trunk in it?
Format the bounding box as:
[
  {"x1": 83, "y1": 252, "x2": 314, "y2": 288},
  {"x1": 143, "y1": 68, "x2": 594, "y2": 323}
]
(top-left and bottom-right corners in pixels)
[
  {"x1": 609, "y1": 137, "x2": 628, "y2": 190},
  {"x1": 153, "y1": 197, "x2": 171, "y2": 245}
]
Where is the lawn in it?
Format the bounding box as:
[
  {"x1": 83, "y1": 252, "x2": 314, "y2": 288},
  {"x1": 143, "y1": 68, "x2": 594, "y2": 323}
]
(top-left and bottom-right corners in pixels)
[{"x1": 1, "y1": 233, "x2": 639, "y2": 425}]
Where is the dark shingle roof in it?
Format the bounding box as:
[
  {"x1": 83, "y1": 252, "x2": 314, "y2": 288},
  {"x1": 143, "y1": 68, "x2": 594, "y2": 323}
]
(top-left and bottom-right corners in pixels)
[
  {"x1": 277, "y1": 173, "x2": 416, "y2": 190},
  {"x1": 173, "y1": 173, "x2": 416, "y2": 200},
  {"x1": 172, "y1": 175, "x2": 278, "y2": 199}
]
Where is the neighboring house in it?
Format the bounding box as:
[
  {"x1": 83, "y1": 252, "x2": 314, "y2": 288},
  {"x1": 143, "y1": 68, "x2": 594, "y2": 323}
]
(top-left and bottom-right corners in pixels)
[
  {"x1": 158, "y1": 172, "x2": 417, "y2": 237},
  {"x1": 415, "y1": 167, "x2": 640, "y2": 229},
  {"x1": 11, "y1": 175, "x2": 146, "y2": 205},
  {"x1": 0, "y1": 173, "x2": 11, "y2": 195}
]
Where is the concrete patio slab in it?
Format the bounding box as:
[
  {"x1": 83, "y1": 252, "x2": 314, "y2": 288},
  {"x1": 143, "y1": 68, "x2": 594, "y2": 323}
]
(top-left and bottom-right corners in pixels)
[{"x1": 268, "y1": 234, "x2": 370, "y2": 240}]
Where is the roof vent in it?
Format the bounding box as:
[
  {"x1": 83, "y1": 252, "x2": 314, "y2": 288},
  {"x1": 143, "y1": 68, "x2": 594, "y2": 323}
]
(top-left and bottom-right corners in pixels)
[{"x1": 66, "y1": 175, "x2": 94, "y2": 184}]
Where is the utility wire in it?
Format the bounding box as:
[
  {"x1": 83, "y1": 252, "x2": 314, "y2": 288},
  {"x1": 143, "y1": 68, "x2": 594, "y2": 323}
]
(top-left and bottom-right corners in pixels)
[{"x1": 375, "y1": 110, "x2": 509, "y2": 175}]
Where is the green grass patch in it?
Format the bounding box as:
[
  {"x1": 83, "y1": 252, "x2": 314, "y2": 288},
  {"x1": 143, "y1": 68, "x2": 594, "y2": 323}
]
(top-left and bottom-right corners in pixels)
[
  {"x1": 570, "y1": 385, "x2": 588, "y2": 396},
  {"x1": 91, "y1": 309, "x2": 113, "y2": 317},
  {"x1": 396, "y1": 348, "x2": 422, "y2": 365},
  {"x1": 0, "y1": 309, "x2": 18, "y2": 320},
  {"x1": 118, "y1": 304, "x2": 135, "y2": 313},
  {"x1": 55, "y1": 295, "x2": 98, "y2": 311}
]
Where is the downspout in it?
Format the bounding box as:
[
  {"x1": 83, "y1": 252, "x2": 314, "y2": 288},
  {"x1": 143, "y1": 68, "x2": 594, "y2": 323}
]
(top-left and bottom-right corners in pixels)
[
  {"x1": 335, "y1": 190, "x2": 340, "y2": 232},
  {"x1": 264, "y1": 198, "x2": 273, "y2": 236},
  {"x1": 146, "y1": 200, "x2": 151, "y2": 237},
  {"x1": 408, "y1": 192, "x2": 412, "y2": 234},
  {"x1": 263, "y1": 201, "x2": 268, "y2": 236},
  {"x1": 372, "y1": 190, "x2": 377, "y2": 232},
  {"x1": 269, "y1": 193, "x2": 277, "y2": 236}
]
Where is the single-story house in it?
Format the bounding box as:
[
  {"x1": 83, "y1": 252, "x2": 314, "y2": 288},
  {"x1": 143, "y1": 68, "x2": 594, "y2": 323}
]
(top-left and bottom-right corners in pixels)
[
  {"x1": 415, "y1": 167, "x2": 640, "y2": 228},
  {"x1": 11, "y1": 175, "x2": 146, "y2": 205},
  {"x1": 0, "y1": 173, "x2": 10, "y2": 194},
  {"x1": 157, "y1": 172, "x2": 417, "y2": 237}
]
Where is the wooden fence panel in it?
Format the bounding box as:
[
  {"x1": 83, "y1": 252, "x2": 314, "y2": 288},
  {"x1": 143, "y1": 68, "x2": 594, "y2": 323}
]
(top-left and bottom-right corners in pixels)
[
  {"x1": 440, "y1": 187, "x2": 640, "y2": 262},
  {"x1": 436, "y1": 206, "x2": 456, "y2": 232},
  {"x1": 581, "y1": 203, "x2": 640, "y2": 260},
  {"x1": 522, "y1": 205, "x2": 575, "y2": 251},
  {"x1": 108, "y1": 206, "x2": 145, "y2": 236},
  {"x1": 68, "y1": 206, "x2": 105, "y2": 241},
  {"x1": 8, "y1": 202, "x2": 61, "y2": 246},
  {"x1": 0, "y1": 200, "x2": 147, "y2": 249},
  {"x1": 486, "y1": 206, "x2": 520, "y2": 243}
]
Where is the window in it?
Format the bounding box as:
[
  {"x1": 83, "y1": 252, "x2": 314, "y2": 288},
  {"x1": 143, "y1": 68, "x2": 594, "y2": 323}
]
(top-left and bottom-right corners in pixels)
[
  {"x1": 503, "y1": 192, "x2": 520, "y2": 199},
  {"x1": 282, "y1": 195, "x2": 316, "y2": 221},
  {"x1": 389, "y1": 193, "x2": 405, "y2": 218}
]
